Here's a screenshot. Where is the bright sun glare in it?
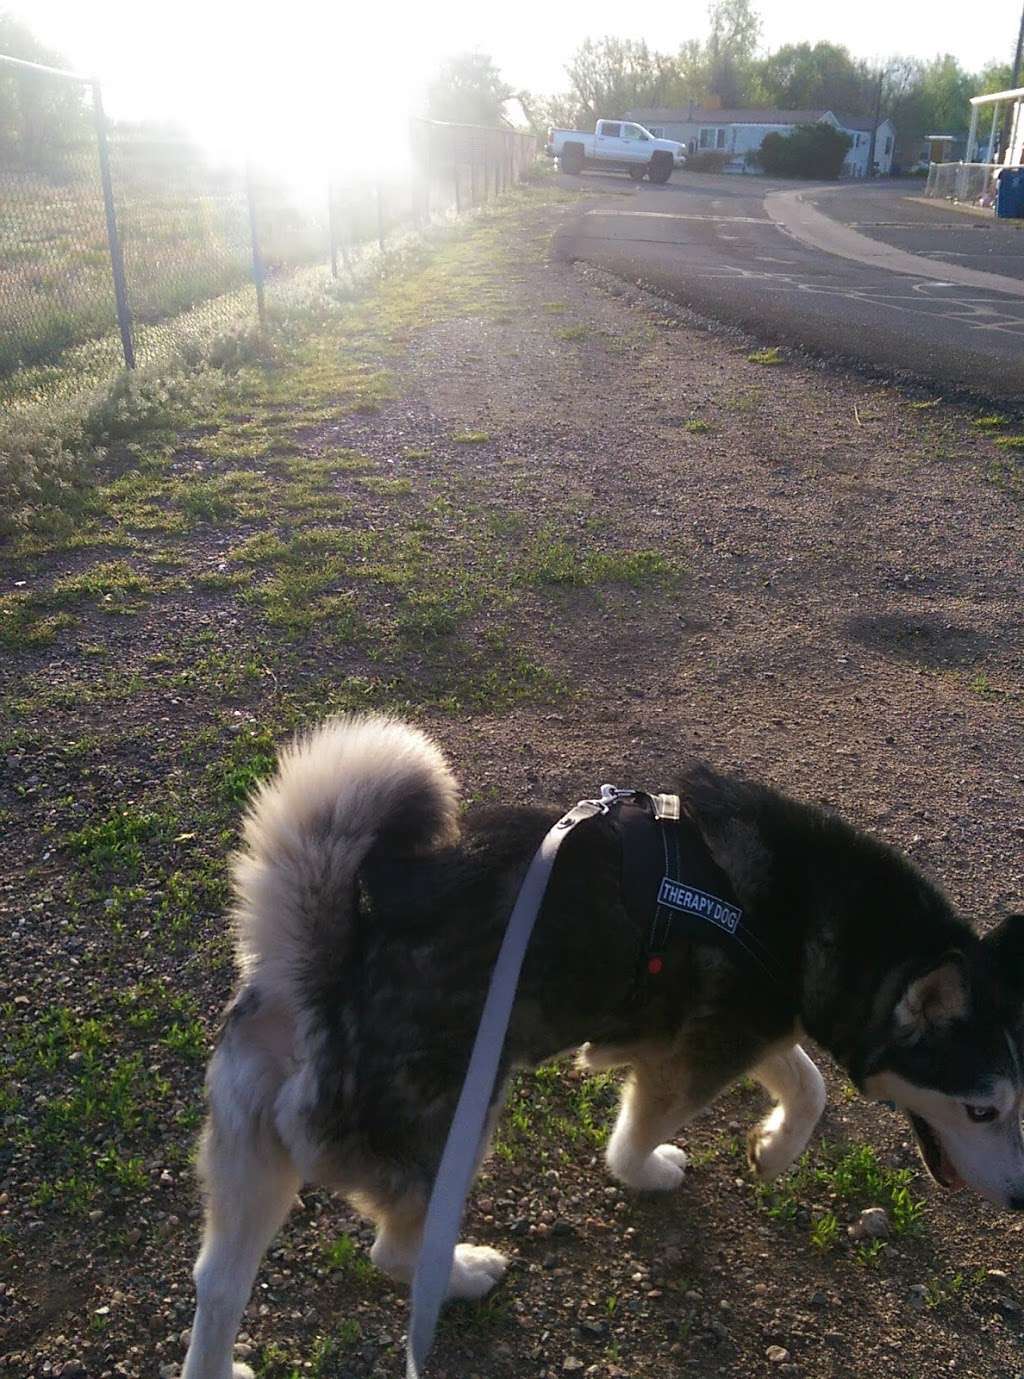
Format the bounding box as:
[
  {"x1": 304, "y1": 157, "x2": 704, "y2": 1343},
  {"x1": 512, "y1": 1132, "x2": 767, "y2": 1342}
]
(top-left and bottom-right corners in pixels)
[
  {"x1": 14, "y1": 0, "x2": 1024, "y2": 199},
  {"x1": 20, "y1": 1, "x2": 455, "y2": 193}
]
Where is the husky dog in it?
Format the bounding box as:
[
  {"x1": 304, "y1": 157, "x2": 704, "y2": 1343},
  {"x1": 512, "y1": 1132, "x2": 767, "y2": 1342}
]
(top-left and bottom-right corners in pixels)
[{"x1": 182, "y1": 715, "x2": 1024, "y2": 1379}]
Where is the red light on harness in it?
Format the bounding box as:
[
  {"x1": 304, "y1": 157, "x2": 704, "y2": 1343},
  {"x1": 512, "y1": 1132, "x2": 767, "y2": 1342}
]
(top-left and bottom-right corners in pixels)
[{"x1": 647, "y1": 956, "x2": 663, "y2": 975}]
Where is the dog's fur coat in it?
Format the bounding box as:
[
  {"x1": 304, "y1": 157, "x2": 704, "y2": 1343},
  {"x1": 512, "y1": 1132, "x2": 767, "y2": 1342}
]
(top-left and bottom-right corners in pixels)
[{"x1": 182, "y1": 715, "x2": 1024, "y2": 1379}]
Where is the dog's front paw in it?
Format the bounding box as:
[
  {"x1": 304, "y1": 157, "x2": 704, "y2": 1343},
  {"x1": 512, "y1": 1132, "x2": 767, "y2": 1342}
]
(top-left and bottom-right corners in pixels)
[
  {"x1": 747, "y1": 1107, "x2": 803, "y2": 1182},
  {"x1": 448, "y1": 1243, "x2": 508, "y2": 1300},
  {"x1": 611, "y1": 1142, "x2": 688, "y2": 1191}
]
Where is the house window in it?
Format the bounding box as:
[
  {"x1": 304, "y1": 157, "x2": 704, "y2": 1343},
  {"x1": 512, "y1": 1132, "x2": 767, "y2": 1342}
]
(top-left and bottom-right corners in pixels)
[
  {"x1": 699, "y1": 127, "x2": 711, "y2": 149},
  {"x1": 885, "y1": 135, "x2": 892, "y2": 155},
  {"x1": 716, "y1": 127, "x2": 727, "y2": 149}
]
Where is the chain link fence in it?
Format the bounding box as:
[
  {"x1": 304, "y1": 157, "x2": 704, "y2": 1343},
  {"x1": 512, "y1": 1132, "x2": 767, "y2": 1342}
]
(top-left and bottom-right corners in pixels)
[
  {"x1": 924, "y1": 161, "x2": 1003, "y2": 208},
  {"x1": 0, "y1": 54, "x2": 538, "y2": 416}
]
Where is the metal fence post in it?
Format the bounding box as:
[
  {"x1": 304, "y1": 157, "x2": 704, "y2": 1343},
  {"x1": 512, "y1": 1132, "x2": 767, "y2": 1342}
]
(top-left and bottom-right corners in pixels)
[
  {"x1": 328, "y1": 175, "x2": 339, "y2": 279},
  {"x1": 245, "y1": 161, "x2": 266, "y2": 327},
  {"x1": 91, "y1": 80, "x2": 135, "y2": 370}
]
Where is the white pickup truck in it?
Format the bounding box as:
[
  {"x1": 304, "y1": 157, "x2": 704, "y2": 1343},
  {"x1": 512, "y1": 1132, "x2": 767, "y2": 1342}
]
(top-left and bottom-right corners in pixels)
[{"x1": 546, "y1": 119, "x2": 686, "y2": 183}]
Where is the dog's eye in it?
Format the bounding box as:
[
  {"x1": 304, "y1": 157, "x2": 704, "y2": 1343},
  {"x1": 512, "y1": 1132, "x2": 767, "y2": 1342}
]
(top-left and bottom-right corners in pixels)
[{"x1": 965, "y1": 1104, "x2": 999, "y2": 1123}]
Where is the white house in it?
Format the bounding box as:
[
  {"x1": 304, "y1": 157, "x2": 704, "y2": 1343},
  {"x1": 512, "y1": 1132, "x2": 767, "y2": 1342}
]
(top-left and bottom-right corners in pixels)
[{"x1": 625, "y1": 107, "x2": 896, "y2": 176}]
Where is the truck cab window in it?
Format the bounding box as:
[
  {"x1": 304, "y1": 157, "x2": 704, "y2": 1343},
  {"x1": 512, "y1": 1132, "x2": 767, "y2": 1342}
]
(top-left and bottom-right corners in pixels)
[
  {"x1": 622, "y1": 125, "x2": 649, "y2": 142},
  {"x1": 600, "y1": 123, "x2": 621, "y2": 138}
]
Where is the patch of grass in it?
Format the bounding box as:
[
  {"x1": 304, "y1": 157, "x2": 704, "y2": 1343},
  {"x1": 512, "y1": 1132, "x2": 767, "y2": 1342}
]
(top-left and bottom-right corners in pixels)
[
  {"x1": 557, "y1": 324, "x2": 591, "y2": 341},
  {"x1": 5, "y1": 1002, "x2": 174, "y2": 1216},
  {"x1": 684, "y1": 419, "x2": 712, "y2": 434},
  {"x1": 0, "y1": 594, "x2": 74, "y2": 650},
  {"x1": 853, "y1": 1238, "x2": 887, "y2": 1268},
  {"x1": 747, "y1": 347, "x2": 783, "y2": 366},
  {"x1": 972, "y1": 414, "x2": 1007, "y2": 429},
  {"x1": 923, "y1": 1268, "x2": 987, "y2": 1311},
  {"x1": 993, "y1": 435, "x2": 1024, "y2": 450},
  {"x1": 493, "y1": 1063, "x2": 618, "y2": 1163},
  {"x1": 451, "y1": 431, "x2": 491, "y2": 444},
  {"x1": 809, "y1": 1211, "x2": 840, "y2": 1251},
  {"x1": 66, "y1": 807, "x2": 165, "y2": 874},
  {"x1": 323, "y1": 1233, "x2": 374, "y2": 1282},
  {"x1": 357, "y1": 476, "x2": 413, "y2": 495},
  {"x1": 50, "y1": 559, "x2": 161, "y2": 612},
  {"x1": 754, "y1": 1138, "x2": 926, "y2": 1245},
  {"x1": 909, "y1": 399, "x2": 940, "y2": 410},
  {"x1": 402, "y1": 447, "x2": 430, "y2": 460},
  {"x1": 520, "y1": 533, "x2": 677, "y2": 589},
  {"x1": 214, "y1": 725, "x2": 279, "y2": 808},
  {"x1": 967, "y1": 671, "x2": 1005, "y2": 698}
]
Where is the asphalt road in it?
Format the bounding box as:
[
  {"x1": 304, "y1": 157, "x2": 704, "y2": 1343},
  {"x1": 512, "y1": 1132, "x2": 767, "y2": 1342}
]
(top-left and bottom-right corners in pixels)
[
  {"x1": 554, "y1": 173, "x2": 1024, "y2": 403},
  {"x1": 808, "y1": 184, "x2": 1024, "y2": 280}
]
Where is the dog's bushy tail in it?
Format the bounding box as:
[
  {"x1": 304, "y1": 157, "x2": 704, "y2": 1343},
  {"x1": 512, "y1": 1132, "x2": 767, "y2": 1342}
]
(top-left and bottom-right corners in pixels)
[{"x1": 230, "y1": 715, "x2": 460, "y2": 996}]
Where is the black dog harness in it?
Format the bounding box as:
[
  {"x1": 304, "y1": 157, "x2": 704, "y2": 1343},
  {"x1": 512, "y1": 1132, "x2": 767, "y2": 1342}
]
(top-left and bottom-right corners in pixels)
[
  {"x1": 408, "y1": 782, "x2": 786, "y2": 1379},
  {"x1": 603, "y1": 787, "x2": 787, "y2": 991}
]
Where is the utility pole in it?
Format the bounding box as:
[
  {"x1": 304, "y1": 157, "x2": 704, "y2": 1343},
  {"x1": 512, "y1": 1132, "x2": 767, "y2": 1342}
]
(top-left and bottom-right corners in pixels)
[
  {"x1": 866, "y1": 67, "x2": 884, "y2": 177},
  {"x1": 997, "y1": 2, "x2": 1023, "y2": 164}
]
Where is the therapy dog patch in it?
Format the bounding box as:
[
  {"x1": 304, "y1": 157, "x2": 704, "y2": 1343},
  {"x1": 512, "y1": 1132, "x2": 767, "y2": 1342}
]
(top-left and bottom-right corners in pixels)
[{"x1": 657, "y1": 878, "x2": 743, "y2": 934}]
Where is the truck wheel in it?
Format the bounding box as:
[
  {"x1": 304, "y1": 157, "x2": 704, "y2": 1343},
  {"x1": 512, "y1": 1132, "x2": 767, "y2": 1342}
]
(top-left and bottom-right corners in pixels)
[
  {"x1": 559, "y1": 143, "x2": 584, "y2": 175},
  {"x1": 628, "y1": 165, "x2": 646, "y2": 181},
  {"x1": 649, "y1": 152, "x2": 673, "y2": 184}
]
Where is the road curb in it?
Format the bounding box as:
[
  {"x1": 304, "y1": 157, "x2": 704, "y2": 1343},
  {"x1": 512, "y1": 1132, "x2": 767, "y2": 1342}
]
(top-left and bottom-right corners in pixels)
[{"x1": 765, "y1": 187, "x2": 1024, "y2": 299}]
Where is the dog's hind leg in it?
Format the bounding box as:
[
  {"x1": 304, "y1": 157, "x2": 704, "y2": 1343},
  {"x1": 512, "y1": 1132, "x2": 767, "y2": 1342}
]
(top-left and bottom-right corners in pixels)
[
  {"x1": 368, "y1": 1196, "x2": 509, "y2": 1300},
  {"x1": 182, "y1": 1008, "x2": 302, "y2": 1379},
  {"x1": 182, "y1": 1117, "x2": 300, "y2": 1379},
  {"x1": 747, "y1": 1043, "x2": 827, "y2": 1182}
]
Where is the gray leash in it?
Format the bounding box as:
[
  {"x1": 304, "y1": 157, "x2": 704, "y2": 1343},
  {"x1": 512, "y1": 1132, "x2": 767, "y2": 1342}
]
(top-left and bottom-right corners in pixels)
[{"x1": 405, "y1": 787, "x2": 635, "y2": 1379}]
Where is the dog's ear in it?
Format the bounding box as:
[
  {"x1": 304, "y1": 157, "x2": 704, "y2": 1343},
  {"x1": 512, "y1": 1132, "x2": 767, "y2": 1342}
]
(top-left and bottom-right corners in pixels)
[
  {"x1": 893, "y1": 953, "x2": 969, "y2": 1038},
  {"x1": 982, "y1": 914, "x2": 1024, "y2": 969},
  {"x1": 983, "y1": 915, "x2": 1024, "y2": 1001}
]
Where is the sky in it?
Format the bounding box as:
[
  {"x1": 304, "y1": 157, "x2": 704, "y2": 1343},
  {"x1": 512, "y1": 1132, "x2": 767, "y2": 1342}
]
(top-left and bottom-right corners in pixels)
[{"x1": 8, "y1": 0, "x2": 1022, "y2": 178}]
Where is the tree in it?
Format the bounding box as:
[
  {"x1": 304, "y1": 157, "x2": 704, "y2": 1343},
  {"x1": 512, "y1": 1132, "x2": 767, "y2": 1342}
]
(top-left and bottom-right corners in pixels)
[
  {"x1": 426, "y1": 53, "x2": 512, "y2": 128},
  {"x1": 562, "y1": 36, "x2": 690, "y2": 127},
  {"x1": 753, "y1": 42, "x2": 872, "y2": 114},
  {"x1": 752, "y1": 122, "x2": 852, "y2": 178},
  {"x1": 0, "y1": 15, "x2": 89, "y2": 166},
  {"x1": 706, "y1": 0, "x2": 761, "y2": 106}
]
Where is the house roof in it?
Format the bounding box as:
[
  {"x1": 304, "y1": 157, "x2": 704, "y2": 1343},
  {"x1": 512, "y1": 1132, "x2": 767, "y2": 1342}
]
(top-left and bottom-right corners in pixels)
[{"x1": 629, "y1": 106, "x2": 893, "y2": 132}]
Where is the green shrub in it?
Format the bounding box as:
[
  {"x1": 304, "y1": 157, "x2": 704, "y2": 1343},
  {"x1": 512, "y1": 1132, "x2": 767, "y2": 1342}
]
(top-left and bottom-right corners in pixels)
[{"x1": 752, "y1": 123, "x2": 852, "y2": 179}]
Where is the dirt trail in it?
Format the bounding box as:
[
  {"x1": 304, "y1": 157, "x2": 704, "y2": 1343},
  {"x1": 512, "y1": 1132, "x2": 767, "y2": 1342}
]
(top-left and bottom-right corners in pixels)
[{"x1": 2, "y1": 187, "x2": 1023, "y2": 1379}]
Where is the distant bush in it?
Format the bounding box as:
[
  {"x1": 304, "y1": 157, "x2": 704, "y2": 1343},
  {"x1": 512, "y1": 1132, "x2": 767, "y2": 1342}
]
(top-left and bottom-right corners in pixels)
[
  {"x1": 752, "y1": 123, "x2": 852, "y2": 180},
  {"x1": 685, "y1": 150, "x2": 730, "y2": 173}
]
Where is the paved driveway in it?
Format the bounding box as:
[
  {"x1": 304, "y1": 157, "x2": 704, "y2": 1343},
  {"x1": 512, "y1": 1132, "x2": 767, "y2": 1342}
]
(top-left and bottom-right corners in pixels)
[
  {"x1": 554, "y1": 173, "x2": 1024, "y2": 404},
  {"x1": 807, "y1": 182, "x2": 1024, "y2": 280}
]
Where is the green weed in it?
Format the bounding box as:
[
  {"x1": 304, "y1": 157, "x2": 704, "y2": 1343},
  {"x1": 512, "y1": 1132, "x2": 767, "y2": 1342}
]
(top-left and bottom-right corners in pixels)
[
  {"x1": 810, "y1": 1211, "x2": 840, "y2": 1251},
  {"x1": 66, "y1": 808, "x2": 164, "y2": 874},
  {"x1": 323, "y1": 1233, "x2": 374, "y2": 1282}
]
